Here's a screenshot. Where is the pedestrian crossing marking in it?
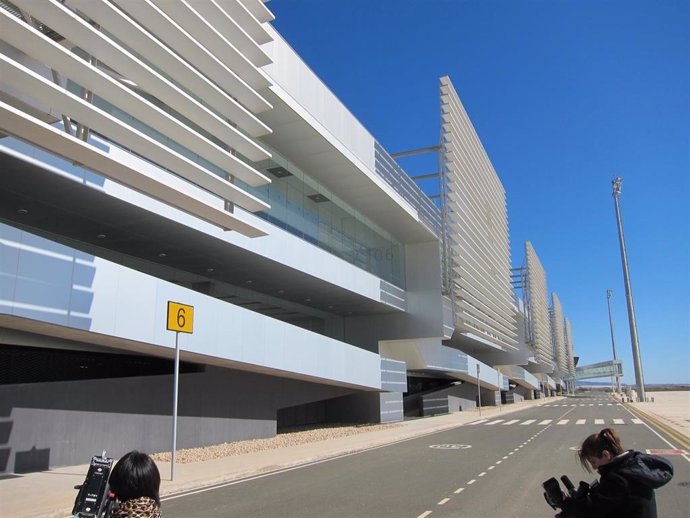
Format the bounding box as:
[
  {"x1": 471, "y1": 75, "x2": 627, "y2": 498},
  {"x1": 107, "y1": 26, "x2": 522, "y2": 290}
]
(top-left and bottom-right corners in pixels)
[{"x1": 464, "y1": 418, "x2": 644, "y2": 428}]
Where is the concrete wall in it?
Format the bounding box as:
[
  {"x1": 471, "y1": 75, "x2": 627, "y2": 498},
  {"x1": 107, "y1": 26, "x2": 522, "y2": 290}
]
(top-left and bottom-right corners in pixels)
[
  {"x1": 0, "y1": 366, "x2": 356, "y2": 474},
  {"x1": 515, "y1": 385, "x2": 536, "y2": 400},
  {"x1": 0, "y1": 223, "x2": 382, "y2": 391},
  {"x1": 344, "y1": 241, "x2": 446, "y2": 352}
]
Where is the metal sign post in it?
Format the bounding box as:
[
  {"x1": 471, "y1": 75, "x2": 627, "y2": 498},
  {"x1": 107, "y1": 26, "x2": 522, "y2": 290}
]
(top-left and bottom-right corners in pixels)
[
  {"x1": 476, "y1": 364, "x2": 482, "y2": 416},
  {"x1": 166, "y1": 301, "x2": 194, "y2": 481}
]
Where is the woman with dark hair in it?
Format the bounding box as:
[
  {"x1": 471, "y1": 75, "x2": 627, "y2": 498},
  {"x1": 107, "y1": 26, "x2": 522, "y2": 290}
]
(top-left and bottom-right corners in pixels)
[
  {"x1": 108, "y1": 451, "x2": 162, "y2": 518},
  {"x1": 560, "y1": 428, "x2": 673, "y2": 518}
]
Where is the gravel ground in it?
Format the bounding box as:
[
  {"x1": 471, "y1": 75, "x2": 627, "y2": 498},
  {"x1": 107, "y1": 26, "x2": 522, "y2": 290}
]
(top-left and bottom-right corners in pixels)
[{"x1": 151, "y1": 423, "x2": 402, "y2": 463}]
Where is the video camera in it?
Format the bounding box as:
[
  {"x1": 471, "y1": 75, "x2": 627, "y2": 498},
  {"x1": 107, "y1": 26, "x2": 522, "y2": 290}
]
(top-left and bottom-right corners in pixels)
[
  {"x1": 72, "y1": 451, "x2": 116, "y2": 518},
  {"x1": 542, "y1": 475, "x2": 591, "y2": 516}
]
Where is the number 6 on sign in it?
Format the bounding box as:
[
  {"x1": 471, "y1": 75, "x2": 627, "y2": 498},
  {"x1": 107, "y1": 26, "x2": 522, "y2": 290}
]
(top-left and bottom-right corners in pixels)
[{"x1": 167, "y1": 301, "x2": 194, "y2": 333}]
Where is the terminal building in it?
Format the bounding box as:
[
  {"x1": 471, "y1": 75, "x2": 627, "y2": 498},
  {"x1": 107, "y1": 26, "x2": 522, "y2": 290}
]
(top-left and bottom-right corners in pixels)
[{"x1": 0, "y1": 0, "x2": 575, "y2": 474}]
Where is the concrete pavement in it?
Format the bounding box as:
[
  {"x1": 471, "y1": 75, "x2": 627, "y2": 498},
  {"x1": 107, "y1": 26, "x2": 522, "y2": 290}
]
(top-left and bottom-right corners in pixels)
[{"x1": 1, "y1": 391, "x2": 687, "y2": 518}]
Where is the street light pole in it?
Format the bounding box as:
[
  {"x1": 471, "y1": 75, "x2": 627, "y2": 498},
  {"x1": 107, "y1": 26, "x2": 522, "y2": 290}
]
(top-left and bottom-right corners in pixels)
[
  {"x1": 606, "y1": 289, "x2": 621, "y2": 394},
  {"x1": 476, "y1": 364, "x2": 482, "y2": 416},
  {"x1": 611, "y1": 178, "x2": 646, "y2": 402}
]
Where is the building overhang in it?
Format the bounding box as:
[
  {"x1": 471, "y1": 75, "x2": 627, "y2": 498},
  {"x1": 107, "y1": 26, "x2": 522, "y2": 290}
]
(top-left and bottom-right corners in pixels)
[
  {"x1": 258, "y1": 84, "x2": 438, "y2": 244},
  {"x1": 379, "y1": 338, "x2": 503, "y2": 391}
]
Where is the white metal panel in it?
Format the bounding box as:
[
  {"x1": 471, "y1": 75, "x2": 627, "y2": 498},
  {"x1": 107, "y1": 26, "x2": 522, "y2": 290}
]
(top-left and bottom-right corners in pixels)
[
  {"x1": 1, "y1": 11, "x2": 270, "y2": 188},
  {"x1": 233, "y1": 0, "x2": 274, "y2": 23},
  {"x1": 65, "y1": 0, "x2": 271, "y2": 138},
  {"x1": 149, "y1": 0, "x2": 270, "y2": 87},
  {"x1": 114, "y1": 0, "x2": 271, "y2": 112},
  {"x1": 182, "y1": 0, "x2": 271, "y2": 67},
  {"x1": 0, "y1": 104, "x2": 267, "y2": 237},
  {"x1": 0, "y1": 56, "x2": 268, "y2": 213},
  {"x1": 210, "y1": 0, "x2": 272, "y2": 44},
  {"x1": 11, "y1": 0, "x2": 272, "y2": 156},
  {"x1": 525, "y1": 241, "x2": 553, "y2": 367},
  {"x1": 440, "y1": 76, "x2": 517, "y2": 350},
  {"x1": 262, "y1": 28, "x2": 376, "y2": 173}
]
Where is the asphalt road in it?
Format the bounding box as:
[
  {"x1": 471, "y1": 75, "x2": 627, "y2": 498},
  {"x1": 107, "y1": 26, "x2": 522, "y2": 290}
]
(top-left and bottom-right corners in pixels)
[{"x1": 162, "y1": 392, "x2": 689, "y2": 518}]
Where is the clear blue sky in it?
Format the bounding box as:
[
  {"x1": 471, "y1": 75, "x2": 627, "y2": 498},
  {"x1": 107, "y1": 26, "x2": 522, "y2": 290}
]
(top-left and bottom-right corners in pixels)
[{"x1": 270, "y1": 0, "x2": 690, "y2": 384}]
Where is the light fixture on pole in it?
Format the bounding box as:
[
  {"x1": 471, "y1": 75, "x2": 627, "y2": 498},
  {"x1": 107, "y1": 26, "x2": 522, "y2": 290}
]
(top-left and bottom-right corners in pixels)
[
  {"x1": 606, "y1": 289, "x2": 621, "y2": 394},
  {"x1": 611, "y1": 177, "x2": 645, "y2": 402}
]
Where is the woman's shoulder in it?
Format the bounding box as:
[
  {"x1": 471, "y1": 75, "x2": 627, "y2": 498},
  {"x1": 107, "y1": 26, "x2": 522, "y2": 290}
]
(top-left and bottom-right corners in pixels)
[{"x1": 112, "y1": 496, "x2": 161, "y2": 518}]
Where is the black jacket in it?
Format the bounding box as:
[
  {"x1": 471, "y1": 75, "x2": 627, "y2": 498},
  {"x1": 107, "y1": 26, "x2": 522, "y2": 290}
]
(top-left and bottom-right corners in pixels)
[{"x1": 562, "y1": 450, "x2": 674, "y2": 518}]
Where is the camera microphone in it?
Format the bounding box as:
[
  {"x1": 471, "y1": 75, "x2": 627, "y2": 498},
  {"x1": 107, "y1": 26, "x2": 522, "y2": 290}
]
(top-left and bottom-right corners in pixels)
[{"x1": 560, "y1": 475, "x2": 576, "y2": 496}]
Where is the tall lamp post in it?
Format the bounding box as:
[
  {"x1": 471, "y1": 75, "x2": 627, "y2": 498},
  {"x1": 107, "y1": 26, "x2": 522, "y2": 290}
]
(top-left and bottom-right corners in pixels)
[
  {"x1": 611, "y1": 178, "x2": 646, "y2": 402},
  {"x1": 606, "y1": 289, "x2": 621, "y2": 394}
]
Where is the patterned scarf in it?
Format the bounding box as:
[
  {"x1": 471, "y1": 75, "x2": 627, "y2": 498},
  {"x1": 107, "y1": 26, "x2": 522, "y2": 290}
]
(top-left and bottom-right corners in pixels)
[{"x1": 111, "y1": 496, "x2": 161, "y2": 518}]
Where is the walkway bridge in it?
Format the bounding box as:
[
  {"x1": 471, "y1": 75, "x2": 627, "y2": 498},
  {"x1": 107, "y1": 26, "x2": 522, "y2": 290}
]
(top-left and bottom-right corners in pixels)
[{"x1": 562, "y1": 359, "x2": 623, "y2": 381}]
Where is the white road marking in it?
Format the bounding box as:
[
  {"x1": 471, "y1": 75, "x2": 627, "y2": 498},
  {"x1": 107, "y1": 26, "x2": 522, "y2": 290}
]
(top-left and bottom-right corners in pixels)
[
  {"x1": 479, "y1": 472, "x2": 486, "y2": 477},
  {"x1": 613, "y1": 418, "x2": 625, "y2": 425},
  {"x1": 496, "y1": 460, "x2": 502, "y2": 464},
  {"x1": 576, "y1": 419, "x2": 586, "y2": 425},
  {"x1": 438, "y1": 498, "x2": 450, "y2": 505},
  {"x1": 454, "y1": 487, "x2": 465, "y2": 494},
  {"x1": 468, "y1": 479, "x2": 476, "y2": 485},
  {"x1": 538, "y1": 419, "x2": 552, "y2": 425},
  {"x1": 418, "y1": 511, "x2": 433, "y2": 518},
  {"x1": 468, "y1": 419, "x2": 489, "y2": 425},
  {"x1": 595, "y1": 419, "x2": 605, "y2": 424},
  {"x1": 485, "y1": 420, "x2": 504, "y2": 425},
  {"x1": 521, "y1": 419, "x2": 536, "y2": 425},
  {"x1": 632, "y1": 418, "x2": 643, "y2": 424},
  {"x1": 488, "y1": 466, "x2": 495, "y2": 470},
  {"x1": 557, "y1": 419, "x2": 569, "y2": 425},
  {"x1": 502, "y1": 419, "x2": 519, "y2": 425}
]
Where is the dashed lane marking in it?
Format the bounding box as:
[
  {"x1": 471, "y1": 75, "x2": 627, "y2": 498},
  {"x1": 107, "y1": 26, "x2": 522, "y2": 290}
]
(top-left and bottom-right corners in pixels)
[{"x1": 438, "y1": 498, "x2": 450, "y2": 505}]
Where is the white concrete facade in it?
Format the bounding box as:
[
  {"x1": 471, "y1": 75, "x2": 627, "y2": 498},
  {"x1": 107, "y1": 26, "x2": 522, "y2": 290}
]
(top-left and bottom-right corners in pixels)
[{"x1": 0, "y1": 1, "x2": 573, "y2": 474}]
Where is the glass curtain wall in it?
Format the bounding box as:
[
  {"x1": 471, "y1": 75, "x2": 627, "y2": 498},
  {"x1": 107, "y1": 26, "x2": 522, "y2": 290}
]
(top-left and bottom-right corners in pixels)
[
  {"x1": 72, "y1": 87, "x2": 405, "y2": 288},
  {"x1": 244, "y1": 152, "x2": 405, "y2": 289}
]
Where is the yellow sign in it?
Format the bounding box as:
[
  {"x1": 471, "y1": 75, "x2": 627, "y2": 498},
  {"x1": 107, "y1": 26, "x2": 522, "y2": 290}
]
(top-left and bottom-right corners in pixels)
[{"x1": 167, "y1": 301, "x2": 194, "y2": 333}]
